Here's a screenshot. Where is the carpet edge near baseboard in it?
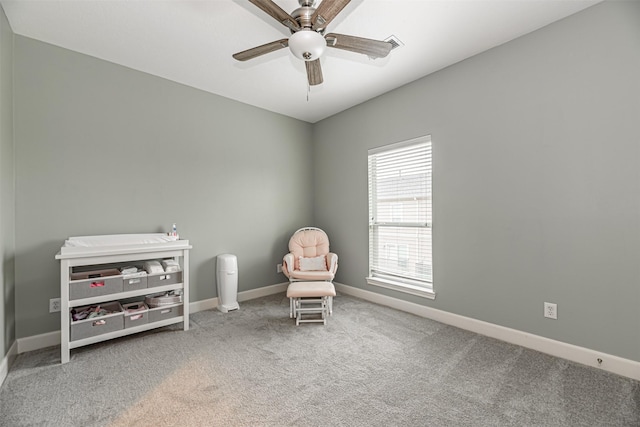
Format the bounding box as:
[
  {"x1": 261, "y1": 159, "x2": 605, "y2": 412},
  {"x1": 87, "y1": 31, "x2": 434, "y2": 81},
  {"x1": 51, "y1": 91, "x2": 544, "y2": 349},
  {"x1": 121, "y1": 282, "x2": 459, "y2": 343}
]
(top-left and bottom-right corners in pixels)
[
  {"x1": 334, "y1": 282, "x2": 640, "y2": 382},
  {"x1": 14, "y1": 282, "x2": 291, "y2": 355},
  {"x1": 0, "y1": 340, "x2": 17, "y2": 388},
  {"x1": 11, "y1": 281, "x2": 640, "y2": 382}
]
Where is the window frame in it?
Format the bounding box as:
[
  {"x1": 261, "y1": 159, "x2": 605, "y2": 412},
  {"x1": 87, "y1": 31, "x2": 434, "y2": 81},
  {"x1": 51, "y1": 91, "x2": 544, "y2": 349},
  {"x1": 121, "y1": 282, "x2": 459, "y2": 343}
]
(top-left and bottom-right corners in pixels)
[{"x1": 366, "y1": 135, "x2": 435, "y2": 300}]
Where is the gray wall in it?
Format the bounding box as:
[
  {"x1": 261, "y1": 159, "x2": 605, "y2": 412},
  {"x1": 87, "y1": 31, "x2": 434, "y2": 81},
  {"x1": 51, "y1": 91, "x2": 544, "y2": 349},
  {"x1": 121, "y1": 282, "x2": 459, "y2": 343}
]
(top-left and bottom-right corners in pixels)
[
  {"x1": 314, "y1": 1, "x2": 640, "y2": 362},
  {"x1": 0, "y1": 4, "x2": 15, "y2": 359},
  {"x1": 13, "y1": 36, "x2": 314, "y2": 338}
]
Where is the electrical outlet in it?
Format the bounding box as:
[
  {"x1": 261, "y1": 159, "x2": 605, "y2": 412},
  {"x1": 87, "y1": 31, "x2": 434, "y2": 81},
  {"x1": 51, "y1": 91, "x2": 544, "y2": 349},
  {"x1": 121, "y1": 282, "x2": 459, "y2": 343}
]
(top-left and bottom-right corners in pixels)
[
  {"x1": 277, "y1": 263, "x2": 282, "y2": 273},
  {"x1": 544, "y1": 302, "x2": 557, "y2": 319},
  {"x1": 49, "y1": 298, "x2": 61, "y2": 313}
]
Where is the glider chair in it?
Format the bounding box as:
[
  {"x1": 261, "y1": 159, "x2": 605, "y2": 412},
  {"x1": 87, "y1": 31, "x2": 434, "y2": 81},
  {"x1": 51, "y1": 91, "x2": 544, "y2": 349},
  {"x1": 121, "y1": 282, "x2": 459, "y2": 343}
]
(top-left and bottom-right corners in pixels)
[{"x1": 283, "y1": 227, "x2": 337, "y2": 325}]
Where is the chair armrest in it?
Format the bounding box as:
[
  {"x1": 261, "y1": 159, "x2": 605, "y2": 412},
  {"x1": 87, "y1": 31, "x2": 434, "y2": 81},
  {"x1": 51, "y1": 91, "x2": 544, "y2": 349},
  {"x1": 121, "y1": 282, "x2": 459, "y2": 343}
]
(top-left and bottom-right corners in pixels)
[
  {"x1": 283, "y1": 253, "x2": 295, "y2": 278},
  {"x1": 326, "y1": 252, "x2": 338, "y2": 274}
]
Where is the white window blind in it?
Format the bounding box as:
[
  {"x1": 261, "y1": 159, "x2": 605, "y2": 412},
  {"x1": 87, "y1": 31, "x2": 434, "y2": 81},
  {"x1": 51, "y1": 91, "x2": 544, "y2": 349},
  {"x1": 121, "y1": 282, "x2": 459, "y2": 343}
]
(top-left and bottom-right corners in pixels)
[{"x1": 368, "y1": 136, "x2": 432, "y2": 295}]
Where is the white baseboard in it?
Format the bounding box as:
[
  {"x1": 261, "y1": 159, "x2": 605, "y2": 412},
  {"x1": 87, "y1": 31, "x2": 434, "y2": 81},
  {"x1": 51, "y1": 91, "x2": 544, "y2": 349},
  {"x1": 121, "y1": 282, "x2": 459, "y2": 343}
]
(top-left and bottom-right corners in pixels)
[
  {"x1": 16, "y1": 281, "x2": 636, "y2": 381},
  {"x1": 15, "y1": 282, "x2": 291, "y2": 354},
  {"x1": 334, "y1": 282, "x2": 640, "y2": 381},
  {"x1": 190, "y1": 297, "x2": 217, "y2": 313},
  {"x1": 17, "y1": 330, "x2": 60, "y2": 354},
  {"x1": 189, "y1": 282, "x2": 289, "y2": 314},
  {"x1": 1, "y1": 340, "x2": 18, "y2": 387},
  {"x1": 238, "y1": 282, "x2": 289, "y2": 302}
]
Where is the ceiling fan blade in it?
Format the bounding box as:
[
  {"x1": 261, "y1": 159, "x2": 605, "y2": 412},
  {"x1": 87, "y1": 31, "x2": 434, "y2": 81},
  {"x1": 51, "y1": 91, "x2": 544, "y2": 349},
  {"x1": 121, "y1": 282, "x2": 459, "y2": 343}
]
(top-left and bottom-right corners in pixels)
[
  {"x1": 311, "y1": 0, "x2": 350, "y2": 31},
  {"x1": 325, "y1": 33, "x2": 392, "y2": 58},
  {"x1": 233, "y1": 39, "x2": 289, "y2": 61},
  {"x1": 305, "y1": 59, "x2": 323, "y2": 86},
  {"x1": 249, "y1": 0, "x2": 300, "y2": 31}
]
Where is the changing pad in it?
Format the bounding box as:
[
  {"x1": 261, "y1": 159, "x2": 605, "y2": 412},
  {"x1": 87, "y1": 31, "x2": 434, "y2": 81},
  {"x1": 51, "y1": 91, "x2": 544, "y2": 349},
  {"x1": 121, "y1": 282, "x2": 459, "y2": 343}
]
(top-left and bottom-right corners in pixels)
[
  {"x1": 58, "y1": 233, "x2": 189, "y2": 257},
  {"x1": 64, "y1": 234, "x2": 178, "y2": 248}
]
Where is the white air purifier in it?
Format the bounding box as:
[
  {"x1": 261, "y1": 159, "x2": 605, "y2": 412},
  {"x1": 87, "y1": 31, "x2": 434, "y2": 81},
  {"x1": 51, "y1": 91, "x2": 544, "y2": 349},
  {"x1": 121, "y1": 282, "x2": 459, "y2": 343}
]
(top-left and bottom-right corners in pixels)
[{"x1": 216, "y1": 254, "x2": 239, "y2": 313}]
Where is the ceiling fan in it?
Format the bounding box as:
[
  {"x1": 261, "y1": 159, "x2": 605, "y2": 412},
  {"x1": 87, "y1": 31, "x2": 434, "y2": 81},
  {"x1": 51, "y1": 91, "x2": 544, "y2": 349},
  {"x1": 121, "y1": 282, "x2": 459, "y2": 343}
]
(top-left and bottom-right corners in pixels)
[{"x1": 233, "y1": 0, "x2": 393, "y2": 86}]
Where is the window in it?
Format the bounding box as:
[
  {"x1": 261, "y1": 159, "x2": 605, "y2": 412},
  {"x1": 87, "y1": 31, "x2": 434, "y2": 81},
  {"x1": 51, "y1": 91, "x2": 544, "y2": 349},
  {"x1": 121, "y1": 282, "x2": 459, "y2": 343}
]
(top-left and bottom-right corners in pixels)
[{"x1": 367, "y1": 135, "x2": 434, "y2": 299}]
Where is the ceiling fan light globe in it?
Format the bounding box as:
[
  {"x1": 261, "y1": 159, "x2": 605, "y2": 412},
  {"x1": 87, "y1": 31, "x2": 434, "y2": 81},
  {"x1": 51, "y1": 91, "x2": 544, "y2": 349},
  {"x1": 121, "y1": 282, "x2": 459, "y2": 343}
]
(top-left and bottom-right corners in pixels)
[{"x1": 289, "y1": 30, "x2": 326, "y2": 61}]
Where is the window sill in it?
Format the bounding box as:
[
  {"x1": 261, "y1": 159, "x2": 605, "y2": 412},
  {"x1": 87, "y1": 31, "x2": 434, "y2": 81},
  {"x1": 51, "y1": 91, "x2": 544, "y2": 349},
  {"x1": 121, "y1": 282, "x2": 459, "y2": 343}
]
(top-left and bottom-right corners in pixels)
[{"x1": 366, "y1": 277, "x2": 436, "y2": 300}]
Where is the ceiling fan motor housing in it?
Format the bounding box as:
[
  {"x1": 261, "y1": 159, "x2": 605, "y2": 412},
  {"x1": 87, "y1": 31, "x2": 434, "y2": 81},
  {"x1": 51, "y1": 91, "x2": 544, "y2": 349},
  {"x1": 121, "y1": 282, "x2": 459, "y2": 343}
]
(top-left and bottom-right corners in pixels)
[{"x1": 291, "y1": 2, "x2": 316, "y2": 30}]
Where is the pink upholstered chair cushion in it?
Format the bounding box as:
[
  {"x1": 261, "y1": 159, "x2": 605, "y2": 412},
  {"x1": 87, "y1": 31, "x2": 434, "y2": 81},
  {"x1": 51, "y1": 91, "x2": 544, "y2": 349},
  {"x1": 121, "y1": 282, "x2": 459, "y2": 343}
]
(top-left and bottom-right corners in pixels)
[{"x1": 289, "y1": 228, "x2": 330, "y2": 271}]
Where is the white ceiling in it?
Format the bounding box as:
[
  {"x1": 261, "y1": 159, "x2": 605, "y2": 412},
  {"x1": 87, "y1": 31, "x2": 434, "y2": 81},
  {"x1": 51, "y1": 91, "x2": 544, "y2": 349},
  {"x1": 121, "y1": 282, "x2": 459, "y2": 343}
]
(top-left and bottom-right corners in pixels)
[{"x1": 1, "y1": 0, "x2": 601, "y2": 123}]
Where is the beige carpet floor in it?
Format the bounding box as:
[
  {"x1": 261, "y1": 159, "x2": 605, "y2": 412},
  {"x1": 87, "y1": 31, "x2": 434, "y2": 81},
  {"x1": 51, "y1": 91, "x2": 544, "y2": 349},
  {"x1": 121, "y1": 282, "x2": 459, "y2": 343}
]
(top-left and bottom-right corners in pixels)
[{"x1": 1, "y1": 293, "x2": 638, "y2": 426}]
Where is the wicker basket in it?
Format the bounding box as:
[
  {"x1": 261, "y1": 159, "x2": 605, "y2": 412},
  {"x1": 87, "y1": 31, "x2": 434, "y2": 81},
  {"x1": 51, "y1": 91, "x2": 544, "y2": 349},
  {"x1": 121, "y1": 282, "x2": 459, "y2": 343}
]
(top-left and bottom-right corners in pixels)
[{"x1": 145, "y1": 293, "x2": 182, "y2": 308}]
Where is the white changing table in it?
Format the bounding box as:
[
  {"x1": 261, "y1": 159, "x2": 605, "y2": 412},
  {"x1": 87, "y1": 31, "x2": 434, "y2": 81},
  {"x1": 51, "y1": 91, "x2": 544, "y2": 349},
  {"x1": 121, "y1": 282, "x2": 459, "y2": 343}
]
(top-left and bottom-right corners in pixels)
[{"x1": 56, "y1": 236, "x2": 191, "y2": 364}]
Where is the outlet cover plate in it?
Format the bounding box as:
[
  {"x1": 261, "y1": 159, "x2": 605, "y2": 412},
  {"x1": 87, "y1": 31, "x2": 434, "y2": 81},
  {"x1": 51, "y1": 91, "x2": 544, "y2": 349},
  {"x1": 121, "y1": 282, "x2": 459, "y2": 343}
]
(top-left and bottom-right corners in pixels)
[
  {"x1": 544, "y1": 302, "x2": 557, "y2": 319},
  {"x1": 50, "y1": 298, "x2": 61, "y2": 313}
]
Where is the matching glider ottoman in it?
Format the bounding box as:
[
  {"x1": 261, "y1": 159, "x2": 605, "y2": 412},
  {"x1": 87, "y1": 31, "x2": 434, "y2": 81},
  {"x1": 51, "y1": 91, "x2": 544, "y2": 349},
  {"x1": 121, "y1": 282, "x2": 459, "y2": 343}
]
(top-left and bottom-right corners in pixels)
[{"x1": 286, "y1": 281, "x2": 336, "y2": 325}]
